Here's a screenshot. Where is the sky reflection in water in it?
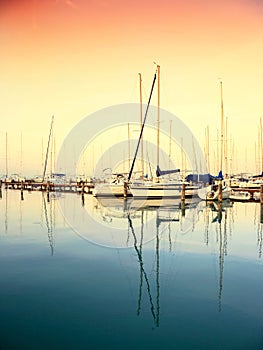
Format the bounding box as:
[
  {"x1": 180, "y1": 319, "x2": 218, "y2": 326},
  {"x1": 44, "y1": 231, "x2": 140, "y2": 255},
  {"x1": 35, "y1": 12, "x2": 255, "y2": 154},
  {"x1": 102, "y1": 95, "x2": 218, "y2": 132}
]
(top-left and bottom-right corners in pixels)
[{"x1": 0, "y1": 189, "x2": 262, "y2": 350}]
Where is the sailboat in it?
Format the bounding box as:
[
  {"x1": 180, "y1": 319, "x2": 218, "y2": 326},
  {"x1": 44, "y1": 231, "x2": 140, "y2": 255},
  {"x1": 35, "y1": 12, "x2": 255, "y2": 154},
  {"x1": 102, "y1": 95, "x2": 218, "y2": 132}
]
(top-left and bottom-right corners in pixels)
[
  {"x1": 198, "y1": 82, "x2": 231, "y2": 201},
  {"x1": 93, "y1": 73, "x2": 148, "y2": 198},
  {"x1": 129, "y1": 65, "x2": 195, "y2": 199}
]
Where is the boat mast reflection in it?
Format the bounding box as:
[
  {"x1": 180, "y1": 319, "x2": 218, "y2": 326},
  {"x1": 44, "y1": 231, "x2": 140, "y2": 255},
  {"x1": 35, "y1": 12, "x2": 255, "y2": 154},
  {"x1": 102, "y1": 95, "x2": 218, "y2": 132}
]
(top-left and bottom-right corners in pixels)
[
  {"x1": 206, "y1": 201, "x2": 231, "y2": 312},
  {"x1": 257, "y1": 203, "x2": 263, "y2": 258},
  {"x1": 42, "y1": 192, "x2": 54, "y2": 256},
  {"x1": 127, "y1": 213, "x2": 160, "y2": 327},
  {"x1": 93, "y1": 196, "x2": 200, "y2": 326}
]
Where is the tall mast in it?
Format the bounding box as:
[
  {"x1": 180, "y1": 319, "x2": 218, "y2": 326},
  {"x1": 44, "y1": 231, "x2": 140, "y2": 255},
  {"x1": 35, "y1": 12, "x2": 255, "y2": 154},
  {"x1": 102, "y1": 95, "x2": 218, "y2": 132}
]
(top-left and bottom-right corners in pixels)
[
  {"x1": 181, "y1": 137, "x2": 184, "y2": 180},
  {"x1": 260, "y1": 117, "x2": 263, "y2": 174},
  {"x1": 157, "y1": 65, "x2": 160, "y2": 168},
  {"x1": 20, "y1": 132, "x2": 23, "y2": 178},
  {"x1": 139, "y1": 73, "x2": 144, "y2": 178},
  {"x1": 128, "y1": 123, "x2": 131, "y2": 171},
  {"x1": 5, "y1": 132, "x2": 8, "y2": 179},
  {"x1": 169, "y1": 120, "x2": 172, "y2": 171},
  {"x1": 220, "y1": 81, "x2": 224, "y2": 175},
  {"x1": 225, "y1": 116, "x2": 228, "y2": 177},
  {"x1": 42, "y1": 116, "x2": 54, "y2": 182},
  {"x1": 206, "y1": 126, "x2": 210, "y2": 173}
]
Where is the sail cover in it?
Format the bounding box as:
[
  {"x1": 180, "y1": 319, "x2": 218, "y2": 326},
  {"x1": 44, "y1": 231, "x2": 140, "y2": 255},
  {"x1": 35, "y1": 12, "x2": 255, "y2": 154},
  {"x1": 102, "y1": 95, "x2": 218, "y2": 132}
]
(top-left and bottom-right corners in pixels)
[{"x1": 156, "y1": 165, "x2": 180, "y2": 177}]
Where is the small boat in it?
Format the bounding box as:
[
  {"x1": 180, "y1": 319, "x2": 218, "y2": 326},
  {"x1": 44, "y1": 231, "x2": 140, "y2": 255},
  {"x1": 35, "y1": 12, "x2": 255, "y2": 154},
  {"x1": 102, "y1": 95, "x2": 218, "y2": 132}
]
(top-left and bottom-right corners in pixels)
[
  {"x1": 198, "y1": 183, "x2": 231, "y2": 201},
  {"x1": 229, "y1": 190, "x2": 250, "y2": 202},
  {"x1": 93, "y1": 174, "x2": 131, "y2": 197}
]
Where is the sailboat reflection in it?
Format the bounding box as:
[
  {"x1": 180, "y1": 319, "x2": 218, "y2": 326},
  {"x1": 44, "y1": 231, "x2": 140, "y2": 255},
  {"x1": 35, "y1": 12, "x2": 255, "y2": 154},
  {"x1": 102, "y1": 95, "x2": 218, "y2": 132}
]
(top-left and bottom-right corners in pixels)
[
  {"x1": 42, "y1": 192, "x2": 55, "y2": 256},
  {"x1": 201, "y1": 200, "x2": 233, "y2": 312},
  {"x1": 128, "y1": 213, "x2": 160, "y2": 326},
  {"x1": 256, "y1": 203, "x2": 263, "y2": 258},
  {"x1": 93, "y1": 196, "x2": 201, "y2": 326}
]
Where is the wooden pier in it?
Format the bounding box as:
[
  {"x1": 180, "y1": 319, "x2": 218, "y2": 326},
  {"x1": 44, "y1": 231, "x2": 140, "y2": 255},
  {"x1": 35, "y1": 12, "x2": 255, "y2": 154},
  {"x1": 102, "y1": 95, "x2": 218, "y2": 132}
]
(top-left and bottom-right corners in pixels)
[
  {"x1": 0, "y1": 179, "x2": 94, "y2": 194},
  {"x1": 230, "y1": 186, "x2": 261, "y2": 200}
]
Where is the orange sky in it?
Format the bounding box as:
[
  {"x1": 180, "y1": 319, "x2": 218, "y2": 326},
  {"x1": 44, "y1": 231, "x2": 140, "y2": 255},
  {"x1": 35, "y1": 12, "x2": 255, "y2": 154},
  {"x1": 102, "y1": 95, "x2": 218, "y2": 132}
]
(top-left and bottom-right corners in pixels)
[{"x1": 1, "y1": 0, "x2": 263, "y2": 176}]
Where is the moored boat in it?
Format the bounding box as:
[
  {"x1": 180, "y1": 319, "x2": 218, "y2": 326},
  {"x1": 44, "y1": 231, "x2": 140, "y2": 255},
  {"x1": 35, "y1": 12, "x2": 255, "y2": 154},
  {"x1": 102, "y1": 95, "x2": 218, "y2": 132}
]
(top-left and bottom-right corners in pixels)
[
  {"x1": 198, "y1": 183, "x2": 231, "y2": 201},
  {"x1": 93, "y1": 174, "x2": 131, "y2": 197},
  {"x1": 229, "y1": 190, "x2": 250, "y2": 202}
]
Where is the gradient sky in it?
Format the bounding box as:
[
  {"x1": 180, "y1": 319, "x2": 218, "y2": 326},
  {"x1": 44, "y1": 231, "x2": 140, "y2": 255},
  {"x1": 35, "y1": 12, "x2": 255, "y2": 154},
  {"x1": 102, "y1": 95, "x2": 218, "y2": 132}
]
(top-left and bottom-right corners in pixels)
[{"x1": 1, "y1": 0, "x2": 263, "y2": 176}]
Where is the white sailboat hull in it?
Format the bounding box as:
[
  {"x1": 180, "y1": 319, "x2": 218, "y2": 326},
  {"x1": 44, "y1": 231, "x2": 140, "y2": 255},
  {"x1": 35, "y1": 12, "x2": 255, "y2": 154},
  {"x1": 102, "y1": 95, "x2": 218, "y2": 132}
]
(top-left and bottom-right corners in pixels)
[
  {"x1": 130, "y1": 181, "x2": 198, "y2": 198},
  {"x1": 93, "y1": 183, "x2": 131, "y2": 197}
]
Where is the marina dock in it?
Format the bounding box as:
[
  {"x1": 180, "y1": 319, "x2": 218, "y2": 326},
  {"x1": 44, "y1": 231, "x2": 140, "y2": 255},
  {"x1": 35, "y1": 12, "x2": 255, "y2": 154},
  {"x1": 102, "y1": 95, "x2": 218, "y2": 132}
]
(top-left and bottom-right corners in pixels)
[{"x1": 0, "y1": 179, "x2": 94, "y2": 194}]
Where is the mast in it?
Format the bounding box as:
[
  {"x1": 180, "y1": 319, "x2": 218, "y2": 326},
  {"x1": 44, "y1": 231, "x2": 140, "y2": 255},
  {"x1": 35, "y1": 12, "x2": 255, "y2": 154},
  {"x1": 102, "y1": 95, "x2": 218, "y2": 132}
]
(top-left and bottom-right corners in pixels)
[
  {"x1": 260, "y1": 117, "x2": 263, "y2": 174},
  {"x1": 128, "y1": 123, "x2": 131, "y2": 171},
  {"x1": 169, "y1": 120, "x2": 172, "y2": 171},
  {"x1": 5, "y1": 132, "x2": 8, "y2": 180},
  {"x1": 139, "y1": 73, "x2": 144, "y2": 178},
  {"x1": 157, "y1": 65, "x2": 160, "y2": 168},
  {"x1": 220, "y1": 81, "x2": 224, "y2": 175},
  {"x1": 225, "y1": 116, "x2": 228, "y2": 178},
  {"x1": 206, "y1": 126, "x2": 210, "y2": 174},
  {"x1": 181, "y1": 137, "x2": 185, "y2": 180},
  {"x1": 42, "y1": 116, "x2": 54, "y2": 182},
  {"x1": 20, "y1": 132, "x2": 23, "y2": 178}
]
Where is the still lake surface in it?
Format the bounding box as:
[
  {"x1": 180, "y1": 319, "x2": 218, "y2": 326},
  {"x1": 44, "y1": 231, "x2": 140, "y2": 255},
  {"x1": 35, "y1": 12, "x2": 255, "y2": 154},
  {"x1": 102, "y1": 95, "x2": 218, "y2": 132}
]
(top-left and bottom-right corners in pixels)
[{"x1": 0, "y1": 189, "x2": 263, "y2": 350}]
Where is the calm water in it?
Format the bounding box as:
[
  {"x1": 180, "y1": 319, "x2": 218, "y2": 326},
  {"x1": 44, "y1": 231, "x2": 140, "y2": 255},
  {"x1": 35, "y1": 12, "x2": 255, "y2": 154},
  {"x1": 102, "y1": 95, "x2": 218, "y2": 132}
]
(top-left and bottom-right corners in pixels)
[{"x1": 0, "y1": 189, "x2": 263, "y2": 350}]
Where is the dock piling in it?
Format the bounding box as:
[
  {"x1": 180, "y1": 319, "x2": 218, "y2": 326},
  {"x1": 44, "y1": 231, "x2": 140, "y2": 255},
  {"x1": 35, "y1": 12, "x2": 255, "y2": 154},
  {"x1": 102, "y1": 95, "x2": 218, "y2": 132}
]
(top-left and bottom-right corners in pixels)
[
  {"x1": 260, "y1": 185, "x2": 263, "y2": 204},
  {"x1": 123, "y1": 182, "x2": 128, "y2": 198},
  {"x1": 218, "y1": 180, "x2": 223, "y2": 202}
]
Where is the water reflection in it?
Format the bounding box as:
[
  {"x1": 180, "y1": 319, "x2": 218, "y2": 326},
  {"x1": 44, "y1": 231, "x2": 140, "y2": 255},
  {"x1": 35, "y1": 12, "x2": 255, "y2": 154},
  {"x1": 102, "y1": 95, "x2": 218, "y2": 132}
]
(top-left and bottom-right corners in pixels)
[
  {"x1": 42, "y1": 192, "x2": 55, "y2": 256},
  {"x1": 1, "y1": 190, "x2": 263, "y2": 334},
  {"x1": 0, "y1": 189, "x2": 58, "y2": 255},
  {"x1": 198, "y1": 201, "x2": 232, "y2": 311},
  {"x1": 254, "y1": 203, "x2": 263, "y2": 259},
  {"x1": 128, "y1": 214, "x2": 160, "y2": 326},
  {"x1": 89, "y1": 197, "x2": 234, "y2": 320}
]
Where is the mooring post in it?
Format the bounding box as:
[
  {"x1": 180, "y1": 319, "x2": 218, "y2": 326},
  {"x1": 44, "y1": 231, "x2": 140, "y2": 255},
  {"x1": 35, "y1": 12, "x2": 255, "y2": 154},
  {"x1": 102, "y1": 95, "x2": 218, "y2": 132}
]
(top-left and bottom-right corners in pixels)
[
  {"x1": 218, "y1": 180, "x2": 223, "y2": 202},
  {"x1": 260, "y1": 202, "x2": 263, "y2": 224},
  {"x1": 46, "y1": 181, "x2": 50, "y2": 202},
  {"x1": 181, "y1": 199, "x2": 185, "y2": 217},
  {"x1": 218, "y1": 201, "x2": 223, "y2": 223},
  {"x1": 20, "y1": 180, "x2": 24, "y2": 200},
  {"x1": 260, "y1": 184, "x2": 263, "y2": 204},
  {"x1": 81, "y1": 182, "x2": 85, "y2": 195},
  {"x1": 181, "y1": 183, "x2": 186, "y2": 217},
  {"x1": 123, "y1": 182, "x2": 128, "y2": 198},
  {"x1": 181, "y1": 183, "x2": 186, "y2": 201}
]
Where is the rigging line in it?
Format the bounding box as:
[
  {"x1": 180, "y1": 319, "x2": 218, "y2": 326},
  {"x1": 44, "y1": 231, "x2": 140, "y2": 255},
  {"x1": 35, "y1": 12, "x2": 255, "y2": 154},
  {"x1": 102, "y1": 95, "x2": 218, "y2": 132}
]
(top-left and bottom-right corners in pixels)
[{"x1": 128, "y1": 72, "x2": 157, "y2": 181}]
